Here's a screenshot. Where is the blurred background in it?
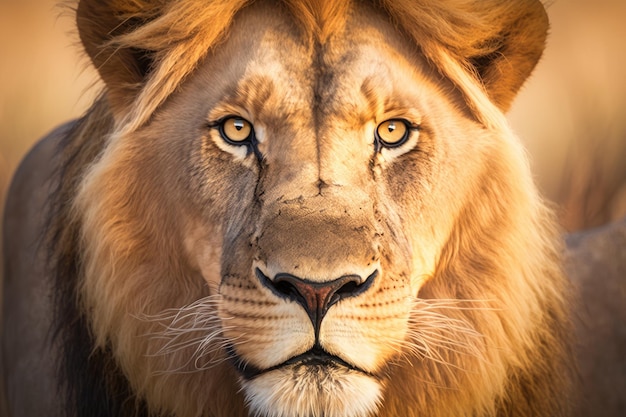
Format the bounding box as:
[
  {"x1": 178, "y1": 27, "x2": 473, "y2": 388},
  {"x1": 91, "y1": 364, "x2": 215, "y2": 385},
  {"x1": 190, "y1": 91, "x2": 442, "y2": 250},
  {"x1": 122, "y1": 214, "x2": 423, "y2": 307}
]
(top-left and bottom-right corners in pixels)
[
  {"x1": 508, "y1": 0, "x2": 626, "y2": 231},
  {"x1": 0, "y1": 0, "x2": 625, "y2": 232}
]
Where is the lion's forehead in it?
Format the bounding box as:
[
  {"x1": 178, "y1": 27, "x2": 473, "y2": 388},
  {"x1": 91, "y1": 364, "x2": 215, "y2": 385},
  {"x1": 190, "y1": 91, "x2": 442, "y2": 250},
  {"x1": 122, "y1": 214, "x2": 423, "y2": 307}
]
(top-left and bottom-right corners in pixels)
[
  {"x1": 239, "y1": 31, "x2": 313, "y2": 114},
  {"x1": 212, "y1": 1, "x2": 432, "y2": 131}
]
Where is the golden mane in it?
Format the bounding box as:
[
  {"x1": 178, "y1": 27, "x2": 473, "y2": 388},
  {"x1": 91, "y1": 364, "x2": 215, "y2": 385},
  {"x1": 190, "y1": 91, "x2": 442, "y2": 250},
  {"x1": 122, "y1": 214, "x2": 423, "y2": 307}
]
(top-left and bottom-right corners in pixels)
[{"x1": 75, "y1": 0, "x2": 546, "y2": 134}]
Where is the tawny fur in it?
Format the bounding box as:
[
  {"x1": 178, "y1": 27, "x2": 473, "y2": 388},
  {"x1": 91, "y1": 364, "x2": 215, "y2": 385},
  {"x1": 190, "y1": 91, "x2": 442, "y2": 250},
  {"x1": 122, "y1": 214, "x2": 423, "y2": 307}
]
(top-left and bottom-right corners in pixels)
[{"x1": 46, "y1": 1, "x2": 571, "y2": 416}]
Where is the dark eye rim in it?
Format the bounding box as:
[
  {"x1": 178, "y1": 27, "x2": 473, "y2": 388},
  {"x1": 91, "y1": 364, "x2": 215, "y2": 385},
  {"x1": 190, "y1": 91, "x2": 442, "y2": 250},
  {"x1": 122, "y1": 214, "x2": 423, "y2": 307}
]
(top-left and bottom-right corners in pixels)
[
  {"x1": 213, "y1": 115, "x2": 254, "y2": 145},
  {"x1": 374, "y1": 119, "x2": 419, "y2": 151},
  {"x1": 207, "y1": 115, "x2": 263, "y2": 160}
]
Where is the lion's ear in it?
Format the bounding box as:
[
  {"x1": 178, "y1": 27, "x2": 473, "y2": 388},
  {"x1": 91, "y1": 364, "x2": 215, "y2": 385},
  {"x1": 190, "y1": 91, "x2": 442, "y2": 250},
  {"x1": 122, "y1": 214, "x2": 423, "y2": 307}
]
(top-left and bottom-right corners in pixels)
[
  {"x1": 384, "y1": 0, "x2": 548, "y2": 112},
  {"x1": 77, "y1": 0, "x2": 158, "y2": 116},
  {"x1": 465, "y1": 1, "x2": 549, "y2": 111}
]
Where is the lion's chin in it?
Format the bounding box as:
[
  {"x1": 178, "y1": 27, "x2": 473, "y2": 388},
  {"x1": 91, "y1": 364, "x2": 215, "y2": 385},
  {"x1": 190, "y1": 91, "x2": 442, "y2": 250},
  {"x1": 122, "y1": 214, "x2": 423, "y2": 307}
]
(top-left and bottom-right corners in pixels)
[{"x1": 241, "y1": 362, "x2": 383, "y2": 417}]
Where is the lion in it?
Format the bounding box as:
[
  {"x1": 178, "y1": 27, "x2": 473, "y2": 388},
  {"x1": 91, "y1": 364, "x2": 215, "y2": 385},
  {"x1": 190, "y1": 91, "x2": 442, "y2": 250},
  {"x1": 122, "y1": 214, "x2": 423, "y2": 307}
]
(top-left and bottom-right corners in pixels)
[{"x1": 3, "y1": 0, "x2": 600, "y2": 416}]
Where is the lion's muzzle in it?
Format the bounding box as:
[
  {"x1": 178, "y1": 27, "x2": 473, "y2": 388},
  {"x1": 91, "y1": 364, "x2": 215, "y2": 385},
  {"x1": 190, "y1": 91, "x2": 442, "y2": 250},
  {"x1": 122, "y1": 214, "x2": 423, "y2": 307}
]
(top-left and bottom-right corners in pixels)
[{"x1": 256, "y1": 268, "x2": 378, "y2": 336}]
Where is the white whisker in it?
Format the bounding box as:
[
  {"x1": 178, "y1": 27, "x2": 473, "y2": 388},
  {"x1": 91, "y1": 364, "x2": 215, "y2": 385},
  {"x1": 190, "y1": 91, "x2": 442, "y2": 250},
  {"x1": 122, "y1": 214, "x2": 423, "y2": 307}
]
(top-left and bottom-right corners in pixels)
[
  {"x1": 389, "y1": 296, "x2": 494, "y2": 377},
  {"x1": 135, "y1": 295, "x2": 236, "y2": 375}
]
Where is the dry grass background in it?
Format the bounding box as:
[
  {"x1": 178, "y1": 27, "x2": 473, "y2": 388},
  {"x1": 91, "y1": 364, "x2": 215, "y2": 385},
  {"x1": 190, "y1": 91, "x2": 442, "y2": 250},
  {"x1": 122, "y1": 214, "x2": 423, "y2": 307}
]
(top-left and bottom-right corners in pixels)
[
  {"x1": 0, "y1": 0, "x2": 625, "y2": 233},
  {"x1": 0, "y1": 0, "x2": 98, "y2": 193},
  {"x1": 508, "y1": 0, "x2": 626, "y2": 231}
]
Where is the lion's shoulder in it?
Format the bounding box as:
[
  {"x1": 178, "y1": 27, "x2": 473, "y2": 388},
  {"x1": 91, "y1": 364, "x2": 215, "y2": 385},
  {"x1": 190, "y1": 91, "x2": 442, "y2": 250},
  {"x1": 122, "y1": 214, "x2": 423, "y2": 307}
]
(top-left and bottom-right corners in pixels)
[
  {"x1": 566, "y1": 218, "x2": 626, "y2": 417},
  {"x1": 2, "y1": 122, "x2": 71, "y2": 417}
]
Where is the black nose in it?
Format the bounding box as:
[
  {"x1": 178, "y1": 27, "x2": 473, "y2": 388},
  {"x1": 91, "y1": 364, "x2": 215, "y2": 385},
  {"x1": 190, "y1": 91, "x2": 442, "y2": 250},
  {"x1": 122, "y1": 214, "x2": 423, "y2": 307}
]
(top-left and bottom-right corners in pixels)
[{"x1": 256, "y1": 268, "x2": 377, "y2": 334}]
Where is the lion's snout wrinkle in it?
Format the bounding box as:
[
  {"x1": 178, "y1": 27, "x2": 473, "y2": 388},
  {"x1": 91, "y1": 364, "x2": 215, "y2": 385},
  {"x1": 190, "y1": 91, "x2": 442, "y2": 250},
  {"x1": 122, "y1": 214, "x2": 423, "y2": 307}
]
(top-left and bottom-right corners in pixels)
[
  {"x1": 253, "y1": 197, "x2": 382, "y2": 282},
  {"x1": 256, "y1": 268, "x2": 377, "y2": 334}
]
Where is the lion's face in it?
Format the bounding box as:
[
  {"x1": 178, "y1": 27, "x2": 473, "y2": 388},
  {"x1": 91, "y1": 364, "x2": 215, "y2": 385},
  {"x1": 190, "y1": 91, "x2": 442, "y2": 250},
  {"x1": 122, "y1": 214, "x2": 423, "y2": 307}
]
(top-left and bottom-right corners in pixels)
[
  {"x1": 74, "y1": 2, "x2": 558, "y2": 417},
  {"x1": 178, "y1": 6, "x2": 481, "y2": 414}
]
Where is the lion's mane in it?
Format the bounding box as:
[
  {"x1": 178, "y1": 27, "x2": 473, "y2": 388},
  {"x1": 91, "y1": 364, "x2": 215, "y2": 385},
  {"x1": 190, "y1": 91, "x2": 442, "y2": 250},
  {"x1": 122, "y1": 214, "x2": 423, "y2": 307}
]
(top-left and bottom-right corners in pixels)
[{"x1": 47, "y1": 1, "x2": 573, "y2": 416}]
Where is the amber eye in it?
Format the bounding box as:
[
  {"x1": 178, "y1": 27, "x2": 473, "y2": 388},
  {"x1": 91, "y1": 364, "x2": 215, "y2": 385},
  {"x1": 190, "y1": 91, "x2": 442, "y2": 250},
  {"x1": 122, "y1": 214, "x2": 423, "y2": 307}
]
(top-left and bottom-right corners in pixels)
[
  {"x1": 375, "y1": 119, "x2": 410, "y2": 149},
  {"x1": 219, "y1": 117, "x2": 253, "y2": 144}
]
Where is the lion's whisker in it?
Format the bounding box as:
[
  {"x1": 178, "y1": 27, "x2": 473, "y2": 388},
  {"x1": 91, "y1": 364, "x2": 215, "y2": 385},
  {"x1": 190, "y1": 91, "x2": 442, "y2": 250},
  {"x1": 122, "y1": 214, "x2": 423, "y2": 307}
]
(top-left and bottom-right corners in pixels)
[
  {"x1": 385, "y1": 296, "x2": 494, "y2": 375},
  {"x1": 133, "y1": 297, "x2": 247, "y2": 375}
]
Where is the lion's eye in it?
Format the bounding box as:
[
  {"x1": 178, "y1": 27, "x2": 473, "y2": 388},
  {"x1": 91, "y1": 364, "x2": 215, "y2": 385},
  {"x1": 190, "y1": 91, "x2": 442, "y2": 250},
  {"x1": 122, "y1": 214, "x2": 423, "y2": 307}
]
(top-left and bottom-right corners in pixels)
[
  {"x1": 219, "y1": 117, "x2": 253, "y2": 144},
  {"x1": 375, "y1": 119, "x2": 410, "y2": 149}
]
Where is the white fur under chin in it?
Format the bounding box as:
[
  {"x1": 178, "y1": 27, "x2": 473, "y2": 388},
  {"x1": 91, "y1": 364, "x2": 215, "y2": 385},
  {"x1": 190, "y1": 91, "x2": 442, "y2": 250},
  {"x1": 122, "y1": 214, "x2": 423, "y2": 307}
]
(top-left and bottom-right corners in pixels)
[{"x1": 242, "y1": 365, "x2": 383, "y2": 417}]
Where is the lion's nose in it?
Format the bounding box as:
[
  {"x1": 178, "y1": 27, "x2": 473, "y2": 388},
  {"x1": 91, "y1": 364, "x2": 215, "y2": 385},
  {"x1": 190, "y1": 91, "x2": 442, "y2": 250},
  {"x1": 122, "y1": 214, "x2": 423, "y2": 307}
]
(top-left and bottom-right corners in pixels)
[{"x1": 256, "y1": 268, "x2": 377, "y2": 333}]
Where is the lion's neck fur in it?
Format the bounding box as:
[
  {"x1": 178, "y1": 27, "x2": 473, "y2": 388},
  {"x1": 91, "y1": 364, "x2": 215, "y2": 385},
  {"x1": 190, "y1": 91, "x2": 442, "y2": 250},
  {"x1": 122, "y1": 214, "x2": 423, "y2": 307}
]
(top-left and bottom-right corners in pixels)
[{"x1": 47, "y1": 100, "x2": 153, "y2": 417}]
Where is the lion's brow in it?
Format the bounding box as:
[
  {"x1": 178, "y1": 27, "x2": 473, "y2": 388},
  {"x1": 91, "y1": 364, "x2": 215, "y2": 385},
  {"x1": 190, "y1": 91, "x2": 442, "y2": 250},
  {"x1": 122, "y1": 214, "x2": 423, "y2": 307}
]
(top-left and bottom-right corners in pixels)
[
  {"x1": 215, "y1": 75, "x2": 277, "y2": 116},
  {"x1": 358, "y1": 76, "x2": 423, "y2": 121}
]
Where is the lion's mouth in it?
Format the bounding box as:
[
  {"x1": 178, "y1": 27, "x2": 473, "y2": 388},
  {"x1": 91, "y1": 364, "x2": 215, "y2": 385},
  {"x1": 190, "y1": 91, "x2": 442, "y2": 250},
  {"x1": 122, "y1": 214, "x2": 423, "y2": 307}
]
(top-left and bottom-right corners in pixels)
[{"x1": 227, "y1": 345, "x2": 371, "y2": 380}]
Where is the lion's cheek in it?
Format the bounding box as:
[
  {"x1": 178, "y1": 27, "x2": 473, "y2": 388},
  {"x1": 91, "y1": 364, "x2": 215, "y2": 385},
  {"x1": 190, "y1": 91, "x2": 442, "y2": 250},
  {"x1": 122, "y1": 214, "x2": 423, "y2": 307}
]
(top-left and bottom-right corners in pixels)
[{"x1": 182, "y1": 224, "x2": 223, "y2": 295}]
